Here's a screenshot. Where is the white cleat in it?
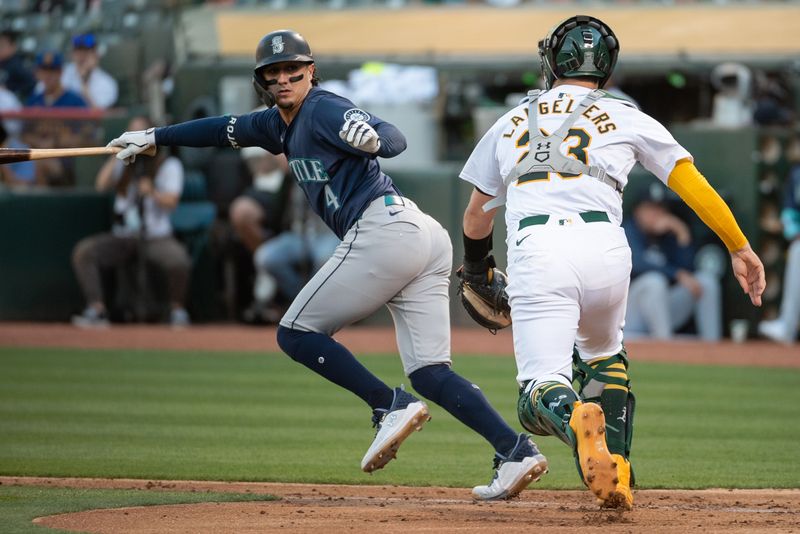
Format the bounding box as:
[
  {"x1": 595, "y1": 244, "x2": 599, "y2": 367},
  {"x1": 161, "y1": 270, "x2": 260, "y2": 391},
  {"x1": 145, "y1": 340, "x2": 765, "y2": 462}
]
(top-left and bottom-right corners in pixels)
[
  {"x1": 361, "y1": 387, "x2": 431, "y2": 473},
  {"x1": 758, "y1": 319, "x2": 794, "y2": 345},
  {"x1": 472, "y1": 434, "x2": 549, "y2": 501}
]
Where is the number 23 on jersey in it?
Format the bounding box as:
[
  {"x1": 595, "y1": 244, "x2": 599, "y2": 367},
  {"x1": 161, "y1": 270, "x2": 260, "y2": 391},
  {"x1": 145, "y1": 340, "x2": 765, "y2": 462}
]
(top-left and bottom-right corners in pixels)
[{"x1": 515, "y1": 127, "x2": 592, "y2": 183}]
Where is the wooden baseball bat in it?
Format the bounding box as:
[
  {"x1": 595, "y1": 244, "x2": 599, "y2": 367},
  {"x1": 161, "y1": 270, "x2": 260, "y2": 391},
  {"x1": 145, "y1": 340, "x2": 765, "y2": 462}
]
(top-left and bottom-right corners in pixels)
[{"x1": 0, "y1": 145, "x2": 158, "y2": 164}]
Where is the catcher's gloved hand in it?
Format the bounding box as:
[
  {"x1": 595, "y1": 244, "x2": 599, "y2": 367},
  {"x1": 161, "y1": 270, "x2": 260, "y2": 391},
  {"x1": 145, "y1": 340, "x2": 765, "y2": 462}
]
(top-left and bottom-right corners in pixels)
[
  {"x1": 339, "y1": 120, "x2": 381, "y2": 154},
  {"x1": 107, "y1": 128, "x2": 156, "y2": 165},
  {"x1": 456, "y1": 255, "x2": 512, "y2": 334}
]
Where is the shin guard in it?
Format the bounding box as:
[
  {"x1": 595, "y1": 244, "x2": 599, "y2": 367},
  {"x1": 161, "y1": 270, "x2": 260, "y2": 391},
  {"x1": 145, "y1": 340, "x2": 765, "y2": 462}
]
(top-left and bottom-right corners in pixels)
[{"x1": 517, "y1": 381, "x2": 580, "y2": 447}]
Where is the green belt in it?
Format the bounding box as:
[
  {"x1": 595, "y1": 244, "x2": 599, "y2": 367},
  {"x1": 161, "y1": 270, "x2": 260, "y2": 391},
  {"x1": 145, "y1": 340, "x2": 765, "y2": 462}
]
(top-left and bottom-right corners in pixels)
[
  {"x1": 384, "y1": 194, "x2": 405, "y2": 207},
  {"x1": 518, "y1": 210, "x2": 609, "y2": 230}
]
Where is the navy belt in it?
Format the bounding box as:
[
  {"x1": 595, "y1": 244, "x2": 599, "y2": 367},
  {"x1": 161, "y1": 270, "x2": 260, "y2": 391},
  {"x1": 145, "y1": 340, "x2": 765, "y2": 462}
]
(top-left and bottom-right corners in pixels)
[
  {"x1": 384, "y1": 194, "x2": 405, "y2": 207},
  {"x1": 518, "y1": 210, "x2": 609, "y2": 230}
]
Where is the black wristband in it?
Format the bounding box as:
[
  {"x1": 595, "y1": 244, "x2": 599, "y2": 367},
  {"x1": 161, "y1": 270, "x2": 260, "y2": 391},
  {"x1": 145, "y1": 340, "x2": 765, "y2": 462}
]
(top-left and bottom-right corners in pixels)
[{"x1": 463, "y1": 230, "x2": 493, "y2": 262}]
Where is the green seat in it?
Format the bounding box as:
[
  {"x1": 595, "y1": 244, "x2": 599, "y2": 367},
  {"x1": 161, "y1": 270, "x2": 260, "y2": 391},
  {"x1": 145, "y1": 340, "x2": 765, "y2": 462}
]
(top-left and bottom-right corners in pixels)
[
  {"x1": 170, "y1": 201, "x2": 216, "y2": 264},
  {"x1": 181, "y1": 170, "x2": 208, "y2": 202}
]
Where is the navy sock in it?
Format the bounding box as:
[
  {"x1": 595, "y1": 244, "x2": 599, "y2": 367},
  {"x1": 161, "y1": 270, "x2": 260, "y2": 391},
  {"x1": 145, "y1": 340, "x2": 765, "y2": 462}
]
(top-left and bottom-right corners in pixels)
[
  {"x1": 276, "y1": 326, "x2": 393, "y2": 410},
  {"x1": 410, "y1": 364, "x2": 518, "y2": 455}
]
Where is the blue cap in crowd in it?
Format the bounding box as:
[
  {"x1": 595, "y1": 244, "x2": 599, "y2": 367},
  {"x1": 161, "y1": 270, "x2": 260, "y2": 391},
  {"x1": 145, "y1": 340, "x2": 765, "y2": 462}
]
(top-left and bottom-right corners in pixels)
[
  {"x1": 35, "y1": 50, "x2": 64, "y2": 69},
  {"x1": 72, "y1": 32, "x2": 97, "y2": 49}
]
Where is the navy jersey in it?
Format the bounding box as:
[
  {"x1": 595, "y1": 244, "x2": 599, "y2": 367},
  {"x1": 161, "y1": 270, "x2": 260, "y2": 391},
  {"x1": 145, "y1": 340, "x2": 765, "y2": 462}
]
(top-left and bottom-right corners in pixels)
[{"x1": 157, "y1": 87, "x2": 406, "y2": 239}]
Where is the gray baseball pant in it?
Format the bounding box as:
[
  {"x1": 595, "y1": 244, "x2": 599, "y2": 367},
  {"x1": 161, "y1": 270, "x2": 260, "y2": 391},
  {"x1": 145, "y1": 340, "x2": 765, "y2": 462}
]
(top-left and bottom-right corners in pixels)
[{"x1": 280, "y1": 195, "x2": 453, "y2": 375}]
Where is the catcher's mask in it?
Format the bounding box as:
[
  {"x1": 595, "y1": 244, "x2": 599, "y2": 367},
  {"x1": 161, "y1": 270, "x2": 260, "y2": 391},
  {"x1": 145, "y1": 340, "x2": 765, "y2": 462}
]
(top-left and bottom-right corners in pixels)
[
  {"x1": 538, "y1": 15, "x2": 619, "y2": 90},
  {"x1": 252, "y1": 29, "x2": 317, "y2": 107}
]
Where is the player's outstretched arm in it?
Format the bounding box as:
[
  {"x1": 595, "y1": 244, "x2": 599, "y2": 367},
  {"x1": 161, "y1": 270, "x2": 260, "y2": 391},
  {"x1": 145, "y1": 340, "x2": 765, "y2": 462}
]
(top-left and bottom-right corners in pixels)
[
  {"x1": 111, "y1": 114, "x2": 278, "y2": 165},
  {"x1": 667, "y1": 159, "x2": 766, "y2": 306}
]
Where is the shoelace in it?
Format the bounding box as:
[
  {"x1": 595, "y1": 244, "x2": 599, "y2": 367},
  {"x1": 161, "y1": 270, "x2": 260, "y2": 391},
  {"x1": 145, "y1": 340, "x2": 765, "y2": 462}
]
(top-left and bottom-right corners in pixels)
[
  {"x1": 485, "y1": 455, "x2": 504, "y2": 483},
  {"x1": 371, "y1": 409, "x2": 388, "y2": 432},
  {"x1": 491, "y1": 436, "x2": 532, "y2": 473}
]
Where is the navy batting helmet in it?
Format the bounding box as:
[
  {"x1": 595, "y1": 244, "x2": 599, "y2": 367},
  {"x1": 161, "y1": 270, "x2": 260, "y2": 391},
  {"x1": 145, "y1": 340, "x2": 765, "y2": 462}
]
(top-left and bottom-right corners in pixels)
[
  {"x1": 252, "y1": 30, "x2": 314, "y2": 107},
  {"x1": 538, "y1": 15, "x2": 619, "y2": 90}
]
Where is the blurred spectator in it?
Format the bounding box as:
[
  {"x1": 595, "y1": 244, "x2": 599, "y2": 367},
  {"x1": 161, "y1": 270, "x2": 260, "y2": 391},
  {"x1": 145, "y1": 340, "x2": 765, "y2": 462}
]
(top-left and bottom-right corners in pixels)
[
  {"x1": 24, "y1": 51, "x2": 87, "y2": 187},
  {"x1": 0, "y1": 121, "x2": 36, "y2": 188},
  {"x1": 624, "y1": 185, "x2": 723, "y2": 341},
  {"x1": 26, "y1": 51, "x2": 87, "y2": 107},
  {"x1": 248, "y1": 185, "x2": 339, "y2": 323},
  {"x1": 61, "y1": 32, "x2": 119, "y2": 109},
  {"x1": 758, "y1": 157, "x2": 800, "y2": 344},
  {"x1": 229, "y1": 146, "x2": 293, "y2": 254},
  {"x1": 231, "y1": 146, "x2": 293, "y2": 322},
  {"x1": 32, "y1": 0, "x2": 68, "y2": 12},
  {"x1": 71, "y1": 116, "x2": 192, "y2": 328},
  {"x1": 0, "y1": 72, "x2": 24, "y2": 139},
  {"x1": 0, "y1": 30, "x2": 36, "y2": 101},
  {"x1": 752, "y1": 70, "x2": 795, "y2": 127}
]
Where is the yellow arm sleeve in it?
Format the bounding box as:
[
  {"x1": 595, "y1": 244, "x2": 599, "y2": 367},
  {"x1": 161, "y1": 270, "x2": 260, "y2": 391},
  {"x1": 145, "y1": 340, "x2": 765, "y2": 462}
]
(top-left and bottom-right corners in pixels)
[{"x1": 666, "y1": 159, "x2": 748, "y2": 252}]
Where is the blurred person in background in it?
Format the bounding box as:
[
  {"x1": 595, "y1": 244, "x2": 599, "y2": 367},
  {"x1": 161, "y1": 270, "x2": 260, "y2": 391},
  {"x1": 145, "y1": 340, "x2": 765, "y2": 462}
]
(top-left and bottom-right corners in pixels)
[
  {"x1": 24, "y1": 51, "x2": 87, "y2": 187},
  {"x1": 61, "y1": 32, "x2": 118, "y2": 109},
  {"x1": 0, "y1": 70, "x2": 26, "y2": 155},
  {"x1": 71, "y1": 116, "x2": 191, "y2": 328},
  {"x1": 758, "y1": 146, "x2": 800, "y2": 344},
  {"x1": 229, "y1": 146, "x2": 293, "y2": 256},
  {"x1": 248, "y1": 180, "x2": 339, "y2": 324},
  {"x1": 25, "y1": 51, "x2": 86, "y2": 107},
  {"x1": 623, "y1": 186, "x2": 723, "y2": 341},
  {"x1": 752, "y1": 70, "x2": 794, "y2": 127},
  {"x1": 0, "y1": 30, "x2": 36, "y2": 101},
  {"x1": 230, "y1": 145, "x2": 294, "y2": 321}
]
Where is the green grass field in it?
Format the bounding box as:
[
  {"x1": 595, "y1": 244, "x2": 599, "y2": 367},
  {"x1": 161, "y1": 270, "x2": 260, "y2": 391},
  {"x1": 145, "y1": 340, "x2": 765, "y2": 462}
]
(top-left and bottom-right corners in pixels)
[
  {"x1": 0, "y1": 486, "x2": 277, "y2": 534},
  {"x1": 1, "y1": 346, "x2": 798, "y2": 530}
]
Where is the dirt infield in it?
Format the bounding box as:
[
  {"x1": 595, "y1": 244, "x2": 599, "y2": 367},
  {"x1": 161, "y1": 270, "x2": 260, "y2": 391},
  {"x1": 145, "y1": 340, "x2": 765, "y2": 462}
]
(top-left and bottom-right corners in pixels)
[
  {"x1": 5, "y1": 476, "x2": 798, "y2": 534},
  {"x1": 1, "y1": 322, "x2": 798, "y2": 367},
  {"x1": 2, "y1": 322, "x2": 798, "y2": 532}
]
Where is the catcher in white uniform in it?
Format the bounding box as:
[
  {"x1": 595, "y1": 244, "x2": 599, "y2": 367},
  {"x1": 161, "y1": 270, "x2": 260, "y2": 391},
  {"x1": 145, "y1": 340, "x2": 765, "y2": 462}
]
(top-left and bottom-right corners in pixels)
[{"x1": 459, "y1": 15, "x2": 766, "y2": 510}]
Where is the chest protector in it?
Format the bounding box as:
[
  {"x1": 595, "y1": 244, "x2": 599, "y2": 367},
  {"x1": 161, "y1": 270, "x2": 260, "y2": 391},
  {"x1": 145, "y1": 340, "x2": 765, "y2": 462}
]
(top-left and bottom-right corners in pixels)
[{"x1": 484, "y1": 89, "x2": 623, "y2": 212}]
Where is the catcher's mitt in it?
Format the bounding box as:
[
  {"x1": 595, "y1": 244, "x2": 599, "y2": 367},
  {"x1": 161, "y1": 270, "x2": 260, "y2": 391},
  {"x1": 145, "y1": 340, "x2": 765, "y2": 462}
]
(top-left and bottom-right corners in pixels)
[{"x1": 456, "y1": 265, "x2": 512, "y2": 334}]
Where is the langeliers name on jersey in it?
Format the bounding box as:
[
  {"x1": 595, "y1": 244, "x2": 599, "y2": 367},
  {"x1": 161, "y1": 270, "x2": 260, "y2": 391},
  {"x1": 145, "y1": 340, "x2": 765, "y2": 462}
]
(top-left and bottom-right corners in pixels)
[{"x1": 502, "y1": 95, "x2": 617, "y2": 139}]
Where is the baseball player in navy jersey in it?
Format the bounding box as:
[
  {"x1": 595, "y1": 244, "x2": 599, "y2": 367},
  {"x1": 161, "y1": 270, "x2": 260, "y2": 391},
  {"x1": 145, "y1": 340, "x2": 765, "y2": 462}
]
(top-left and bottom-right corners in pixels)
[
  {"x1": 109, "y1": 29, "x2": 547, "y2": 500},
  {"x1": 459, "y1": 15, "x2": 766, "y2": 510}
]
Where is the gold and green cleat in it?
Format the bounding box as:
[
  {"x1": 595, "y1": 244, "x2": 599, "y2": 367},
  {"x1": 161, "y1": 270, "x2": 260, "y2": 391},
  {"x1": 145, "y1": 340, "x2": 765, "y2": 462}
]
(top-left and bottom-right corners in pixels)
[{"x1": 569, "y1": 401, "x2": 632, "y2": 510}]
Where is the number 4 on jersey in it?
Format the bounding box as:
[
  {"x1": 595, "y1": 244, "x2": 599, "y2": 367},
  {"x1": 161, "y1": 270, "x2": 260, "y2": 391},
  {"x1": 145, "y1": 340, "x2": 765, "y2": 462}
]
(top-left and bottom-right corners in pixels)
[{"x1": 324, "y1": 184, "x2": 340, "y2": 210}]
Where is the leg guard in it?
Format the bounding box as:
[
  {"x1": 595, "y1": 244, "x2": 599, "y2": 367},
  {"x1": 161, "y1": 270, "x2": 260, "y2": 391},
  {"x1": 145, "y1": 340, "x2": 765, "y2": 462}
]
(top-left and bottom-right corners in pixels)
[
  {"x1": 517, "y1": 380, "x2": 580, "y2": 448},
  {"x1": 572, "y1": 347, "x2": 636, "y2": 483}
]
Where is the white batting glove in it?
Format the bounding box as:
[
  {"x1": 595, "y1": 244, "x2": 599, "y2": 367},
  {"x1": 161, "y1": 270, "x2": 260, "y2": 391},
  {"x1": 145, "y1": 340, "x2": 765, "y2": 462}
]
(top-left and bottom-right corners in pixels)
[
  {"x1": 339, "y1": 120, "x2": 381, "y2": 154},
  {"x1": 107, "y1": 128, "x2": 156, "y2": 165}
]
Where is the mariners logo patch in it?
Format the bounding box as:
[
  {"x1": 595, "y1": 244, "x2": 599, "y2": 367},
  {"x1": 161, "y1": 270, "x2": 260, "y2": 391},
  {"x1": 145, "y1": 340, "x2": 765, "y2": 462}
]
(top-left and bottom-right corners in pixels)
[
  {"x1": 271, "y1": 36, "x2": 284, "y2": 54},
  {"x1": 343, "y1": 108, "x2": 371, "y2": 123}
]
